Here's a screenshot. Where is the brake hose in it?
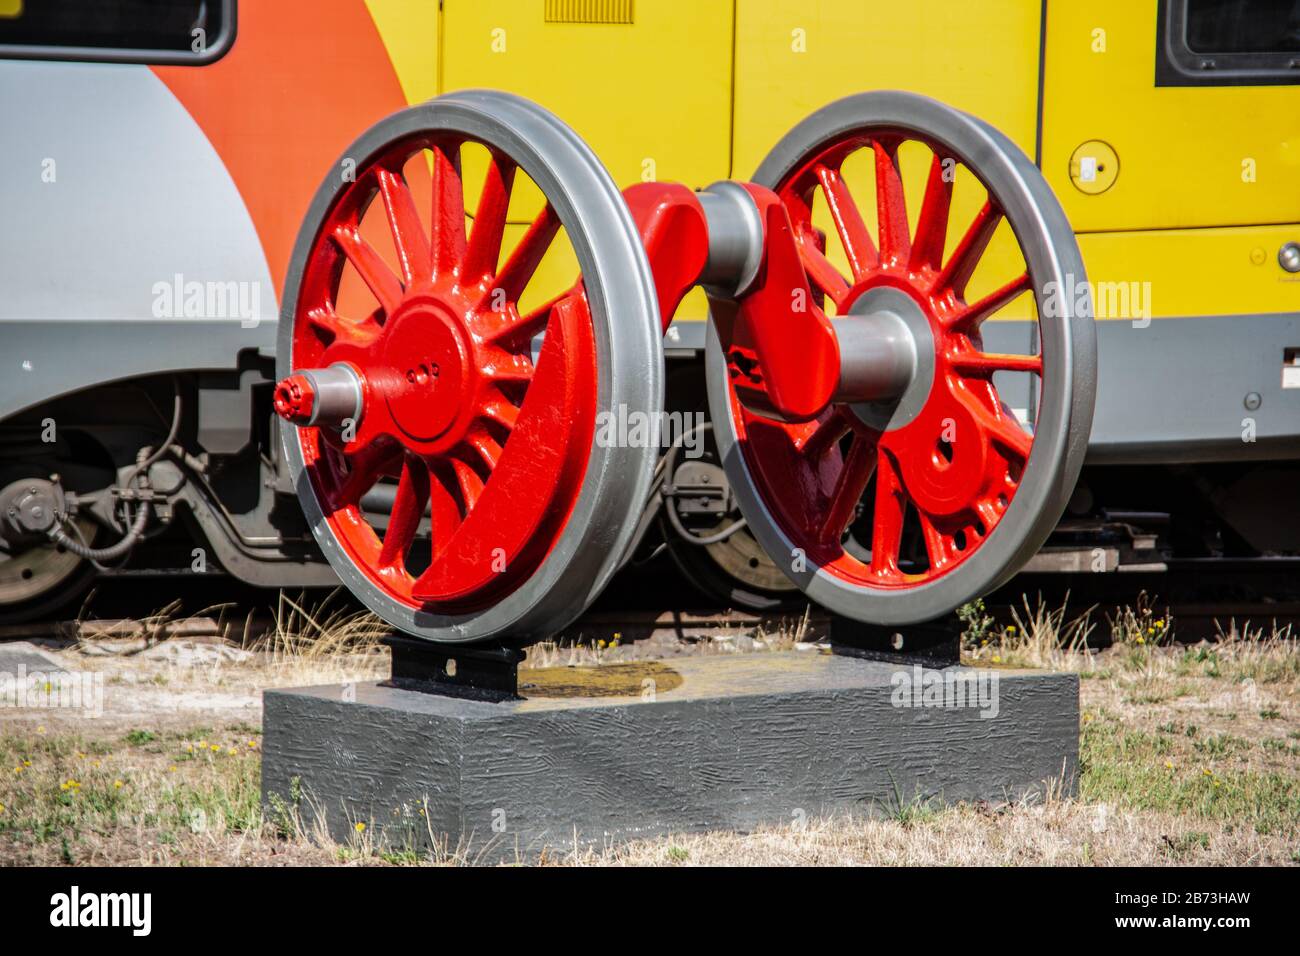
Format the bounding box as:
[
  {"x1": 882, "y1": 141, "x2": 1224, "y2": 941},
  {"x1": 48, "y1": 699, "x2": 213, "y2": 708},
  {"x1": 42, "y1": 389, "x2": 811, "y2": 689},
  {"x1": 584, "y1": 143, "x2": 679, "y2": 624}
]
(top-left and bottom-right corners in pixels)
[{"x1": 48, "y1": 380, "x2": 182, "y2": 562}]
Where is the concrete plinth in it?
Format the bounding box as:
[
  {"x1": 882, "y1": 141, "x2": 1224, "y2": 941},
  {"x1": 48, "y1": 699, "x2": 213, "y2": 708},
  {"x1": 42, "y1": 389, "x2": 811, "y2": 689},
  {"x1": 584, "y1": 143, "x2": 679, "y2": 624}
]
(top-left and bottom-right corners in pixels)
[{"x1": 261, "y1": 652, "x2": 1078, "y2": 862}]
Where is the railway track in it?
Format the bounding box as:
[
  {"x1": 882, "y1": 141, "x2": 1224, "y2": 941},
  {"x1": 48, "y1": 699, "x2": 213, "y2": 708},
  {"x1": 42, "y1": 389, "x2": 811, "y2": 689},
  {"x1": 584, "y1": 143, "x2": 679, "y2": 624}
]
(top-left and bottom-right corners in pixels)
[{"x1": 4, "y1": 560, "x2": 1298, "y2": 650}]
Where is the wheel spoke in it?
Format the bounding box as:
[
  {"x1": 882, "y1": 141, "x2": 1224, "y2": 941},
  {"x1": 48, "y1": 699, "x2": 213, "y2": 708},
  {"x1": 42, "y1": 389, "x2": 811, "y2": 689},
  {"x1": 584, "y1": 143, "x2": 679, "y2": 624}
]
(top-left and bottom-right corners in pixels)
[
  {"x1": 430, "y1": 143, "x2": 466, "y2": 278},
  {"x1": 466, "y1": 428, "x2": 503, "y2": 472},
  {"x1": 428, "y1": 462, "x2": 465, "y2": 557},
  {"x1": 480, "y1": 288, "x2": 571, "y2": 346},
  {"x1": 793, "y1": 406, "x2": 852, "y2": 459},
  {"x1": 934, "y1": 199, "x2": 1002, "y2": 298},
  {"x1": 480, "y1": 392, "x2": 519, "y2": 432},
  {"x1": 378, "y1": 454, "x2": 430, "y2": 567},
  {"x1": 977, "y1": 498, "x2": 1001, "y2": 530},
  {"x1": 450, "y1": 457, "x2": 484, "y2": 512},
  {"x1": 819, "y1": 431, "x2": 878, "y2": 542},
  {"x1": 333, "y1": 440, "x2": 401, "y2": 510},
  {"x1": 463, "y1": 149, "x2": 516, "y2": 281},
  {"x1": 306, "y1": 305, "x2": 373, "y2": 344},
  {"x1": 376, "y1": 168, "x2": 432, "y2": 287},
  {"x1": 918, "y1": 514, "x2": 953, "y2": 571},
  {"x1": 494, "y1": 205, "x2": 560, "y2": 303},
  {"x1": 949, "y1": 350, "x2": 1042, "y2": 375},
  {"x1": 484, "y1": 347, "x2": 534, "y2": 384},
  {"x1": 815, "y1": 164, "x2": 877, "y2": 280},
  {"x1": 909, "y1": 153, "x2": 953, "y2": 272},
  {"x1": 332, "y1": 224, "x2": 404, "y2": 317},
  {"x1": 965, "y1": 398, "x2": 1033, "y2": 461},
  {"x1": 798, "y1": 238, "x2": 851, "y2": 309},
  {"x1": 869, "y1": 449, "x2": 907, "y2": 578},
  {"x1": 873, "y1": 140, "x2": 911, "y2": 264},
  {"x1": 946, "y1": 271, "x2": 1031, "y2": 332}
]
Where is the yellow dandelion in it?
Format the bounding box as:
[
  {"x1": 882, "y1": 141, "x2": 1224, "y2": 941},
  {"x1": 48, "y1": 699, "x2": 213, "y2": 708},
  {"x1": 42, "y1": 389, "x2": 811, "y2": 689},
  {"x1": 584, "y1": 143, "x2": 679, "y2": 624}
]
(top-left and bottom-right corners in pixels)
[
  {"x1": 597, "y1": 639, "x2": 607, "y2": 649},
  {"x1": 22, "y1": 760, "x2": 30, "y2": 767},
  {"x1": 91, "y1": 760, "x2": 100, "y2": 768},
  {"x1": 247, "y1": 740, "x2": 258, "y2": 749},
  {"x1": 12, "y1": 766, "x2": 22, "y2": 775},
  {"x1": 991, "y1": 655, "x2": 1001, "y2": 663},
  {"x1": 354, "y1": 822, "x2": 367, "y2": 833},
  {"x1": 1203, "y1": 768, "x2": 1213, "y2": 776},
  {"x1": 227, "y1": 748, "x2": 238, "y2": 756},
  {"x1": 169, "y1": 765, "x2": 178, "y2": 773},
  {"x1": 0, "y1": 803, "x2": 5, "y2": 814},
  {"x1": 1164, "y1": 760, "x2": 1173, "y2": 770},
  {"x1": 37, "y1": 725, "x2": 45, "y2": 734},
  {"x1": 1005, "y1": 625, "x2": 1016, "y2": 634},
  {"x1": 210, "y1": 744, "x2": 221, "y2": 752},
  {"x1": 1213, "y1": 780, "x2": 1222, "y2": 788},
  {"x1": 114, "y1": 780, "x2": 124, "y2": 789},
  {"x1": 1136, "y1": 636, "x2": 1145, "y2": 645}
]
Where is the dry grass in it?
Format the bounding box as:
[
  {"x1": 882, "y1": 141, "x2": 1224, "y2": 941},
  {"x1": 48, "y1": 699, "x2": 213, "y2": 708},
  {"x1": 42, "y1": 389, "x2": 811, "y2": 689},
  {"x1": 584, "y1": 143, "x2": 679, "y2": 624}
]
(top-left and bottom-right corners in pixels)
[{"x1": 1, "y1": 592, "x2": 1297, "y2": 865}]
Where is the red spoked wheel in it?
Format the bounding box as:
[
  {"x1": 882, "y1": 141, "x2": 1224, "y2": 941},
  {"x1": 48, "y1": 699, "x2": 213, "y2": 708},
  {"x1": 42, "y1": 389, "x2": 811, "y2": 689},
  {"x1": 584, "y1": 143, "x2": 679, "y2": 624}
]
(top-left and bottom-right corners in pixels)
[
  {"x1": 277, "y1": 91, "x2": 662, "y2": 644},
  {"x1": 707, "y1": 92, "x2": 1096, "y2": 625}
]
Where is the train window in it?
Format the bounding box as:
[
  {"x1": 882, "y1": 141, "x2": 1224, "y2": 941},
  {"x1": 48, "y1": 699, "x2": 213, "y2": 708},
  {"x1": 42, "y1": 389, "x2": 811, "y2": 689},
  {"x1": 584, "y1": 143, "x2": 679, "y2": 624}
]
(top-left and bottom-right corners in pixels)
[
  {"x1": 1157, "y1": 0, "x2": 1300, "y2": 85},
  {"x1": 0, "y1": 0, "x2": 235, "y2": 66}
]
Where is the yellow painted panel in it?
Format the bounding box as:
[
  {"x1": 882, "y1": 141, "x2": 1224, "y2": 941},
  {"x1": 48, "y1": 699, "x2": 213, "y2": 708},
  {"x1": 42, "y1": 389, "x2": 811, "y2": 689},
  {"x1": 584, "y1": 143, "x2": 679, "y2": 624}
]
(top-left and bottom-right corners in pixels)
[
  {"x1": 733, "y1": 0, "x2": 1043, "y2": 178},
  {"x1": 1041, "y1": 1, "x2": 1300, "y2": 232},
  {"x1": 1077, "y1": 224, "x2": 1300, "y2": 320},
  {"x1": 441, "y1": 0, "x2": 732, "y2": 321},
  {"x1": 441, "y1": 0, "x2": 732, "y2": 195},
  {"x1": 364, "y1": 0, "x2": 440, "y2": 106}
]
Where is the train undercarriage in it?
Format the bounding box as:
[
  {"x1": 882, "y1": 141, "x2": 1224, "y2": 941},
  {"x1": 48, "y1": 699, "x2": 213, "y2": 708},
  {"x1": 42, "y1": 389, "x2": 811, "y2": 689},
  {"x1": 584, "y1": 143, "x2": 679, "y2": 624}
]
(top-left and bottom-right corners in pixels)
[{"x1": 4, "y1": 359, "x2": 1299, "y2": 624}]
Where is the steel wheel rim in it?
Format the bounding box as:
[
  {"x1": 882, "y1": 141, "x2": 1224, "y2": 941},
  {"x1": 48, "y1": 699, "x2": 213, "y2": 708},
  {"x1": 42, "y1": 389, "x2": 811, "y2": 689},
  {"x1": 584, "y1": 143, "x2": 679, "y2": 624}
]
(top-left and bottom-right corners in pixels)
[
  {"x1": 707, "y1": 91, "x2": 1096, "y2": 625},
  {"x1": 279, "y1": 91, "x2": 662, "y2": 644}
]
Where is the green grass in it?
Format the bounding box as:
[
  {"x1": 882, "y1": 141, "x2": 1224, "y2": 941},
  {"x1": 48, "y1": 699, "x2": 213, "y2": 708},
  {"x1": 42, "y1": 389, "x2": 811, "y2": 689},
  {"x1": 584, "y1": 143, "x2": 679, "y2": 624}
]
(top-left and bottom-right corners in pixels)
[{"x1": 1080, "y1": 714, "x2": 1300, "y2": 838}]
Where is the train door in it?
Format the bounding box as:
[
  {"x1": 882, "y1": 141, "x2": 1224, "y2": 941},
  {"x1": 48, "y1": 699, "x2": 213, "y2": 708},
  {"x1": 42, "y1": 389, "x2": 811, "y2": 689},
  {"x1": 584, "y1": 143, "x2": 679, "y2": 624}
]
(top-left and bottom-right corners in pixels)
[{"x1": 1040, "y1": 0, "x2": 1300, "y2": 462}]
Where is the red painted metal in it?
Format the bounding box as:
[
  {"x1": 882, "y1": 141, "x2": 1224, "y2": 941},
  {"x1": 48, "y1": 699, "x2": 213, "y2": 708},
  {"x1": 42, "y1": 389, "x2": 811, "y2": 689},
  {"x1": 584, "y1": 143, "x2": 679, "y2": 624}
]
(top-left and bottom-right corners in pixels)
[
  {"x1": 279, "y1": 135, "x2": 597, "y2": 612},
  {"x1": 273, "y1": 373, "x2": 317, "y2": 425},
  {"x1": 621, "y1": 182, "x2": 709, "y2": 330},
  {"x1": 707, "y1": 184, "x2": 842, "y2": 422},
  {"x1": 275, "y1": 118, "x2": 1044, "y2": 609},
  {"x1": 720, "y1": 132, "x2": 1039, "y2": 588}
]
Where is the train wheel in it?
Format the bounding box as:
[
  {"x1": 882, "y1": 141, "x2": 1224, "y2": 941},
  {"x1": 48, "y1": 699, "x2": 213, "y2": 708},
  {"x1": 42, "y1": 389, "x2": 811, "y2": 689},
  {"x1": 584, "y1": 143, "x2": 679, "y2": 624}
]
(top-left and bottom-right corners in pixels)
[
  {"x1": 0, "y1": 511, "x2": 97, "y2": 624},
  {"x1": 707, "y1": 92, "x2": 1096, "y2": 625},
  {"x1": 277, "y1": 91, "x2": 662, "y2": 645}
]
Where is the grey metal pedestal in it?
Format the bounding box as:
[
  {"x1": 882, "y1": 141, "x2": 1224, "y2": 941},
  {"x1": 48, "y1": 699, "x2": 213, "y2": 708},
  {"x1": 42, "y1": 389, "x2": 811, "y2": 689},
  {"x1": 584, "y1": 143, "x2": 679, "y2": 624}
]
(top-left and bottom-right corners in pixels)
[{"x1": 261, "y1": 651, "x2": 1078, "y2": 862}]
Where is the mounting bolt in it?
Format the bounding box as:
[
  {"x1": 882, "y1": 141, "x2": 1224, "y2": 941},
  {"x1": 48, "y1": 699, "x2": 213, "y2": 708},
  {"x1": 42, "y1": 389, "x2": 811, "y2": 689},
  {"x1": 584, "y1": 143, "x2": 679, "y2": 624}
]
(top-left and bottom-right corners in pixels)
[
  {"x1": 890, "y1": 632, "x2": 905, "y2": 651},
  {"x1": 1244, "y1": 392, "x2": 1262, "y2": 411},
  {"x1": 1279, "y1": 242, "x2": 1300, "y2": 274}
]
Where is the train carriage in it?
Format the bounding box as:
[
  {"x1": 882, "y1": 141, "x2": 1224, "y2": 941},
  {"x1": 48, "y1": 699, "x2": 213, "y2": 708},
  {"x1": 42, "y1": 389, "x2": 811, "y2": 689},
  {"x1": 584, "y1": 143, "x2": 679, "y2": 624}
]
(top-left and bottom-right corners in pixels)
[{"x1": 0, "y1": 0, "x2": 1297, "y2": 622}]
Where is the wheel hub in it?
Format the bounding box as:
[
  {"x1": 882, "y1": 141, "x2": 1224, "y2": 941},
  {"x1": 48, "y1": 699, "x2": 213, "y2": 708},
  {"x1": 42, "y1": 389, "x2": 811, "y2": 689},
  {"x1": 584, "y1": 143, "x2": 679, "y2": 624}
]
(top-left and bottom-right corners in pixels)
[
  {"x1": 839, "y1": 286, "x2": 935, "y2": 433},
  {"x1": 379, "y1": 299, "x2": 470, "y2": 446}
]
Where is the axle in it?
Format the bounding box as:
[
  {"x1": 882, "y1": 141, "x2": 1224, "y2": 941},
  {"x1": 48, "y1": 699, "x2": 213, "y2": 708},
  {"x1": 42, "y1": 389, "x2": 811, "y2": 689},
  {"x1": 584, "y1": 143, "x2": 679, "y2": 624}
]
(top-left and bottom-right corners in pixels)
[{"x1": 274, "y1": 180, "x2": 923, "y2": 433}]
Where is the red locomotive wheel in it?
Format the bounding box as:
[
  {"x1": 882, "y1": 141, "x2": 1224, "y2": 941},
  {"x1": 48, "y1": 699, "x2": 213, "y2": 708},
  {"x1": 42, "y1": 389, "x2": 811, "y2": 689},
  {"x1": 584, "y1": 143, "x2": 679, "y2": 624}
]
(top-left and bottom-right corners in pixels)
[
  {"x1": 277, "y1": 91, "x2": 662, "y2": 644},
  {"x1": 707, "y1": 92, "x2": 1096, "y2": 625}
]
